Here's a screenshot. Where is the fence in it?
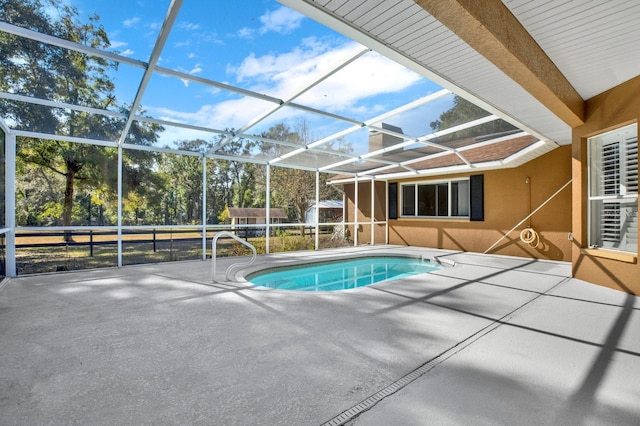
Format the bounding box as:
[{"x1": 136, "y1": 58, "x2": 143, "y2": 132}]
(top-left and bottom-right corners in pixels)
[{"x1": 13, "y1": 224, "x2": 349, "y2": 275}]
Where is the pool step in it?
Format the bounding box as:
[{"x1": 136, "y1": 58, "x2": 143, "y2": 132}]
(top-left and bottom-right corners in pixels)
[{"x1": 422, "y1": 255, "x2": 456, "y2": 267}]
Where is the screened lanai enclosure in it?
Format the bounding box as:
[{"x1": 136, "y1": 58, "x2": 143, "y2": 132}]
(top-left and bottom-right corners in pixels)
[{"x1": 0, "y1": 0, "x2": 558, "y2": 277}]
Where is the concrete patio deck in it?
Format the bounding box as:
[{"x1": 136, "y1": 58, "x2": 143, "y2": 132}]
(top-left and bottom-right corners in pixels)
[{"x1": 1, "y1": 246, "x2": 638, "y2": 425}]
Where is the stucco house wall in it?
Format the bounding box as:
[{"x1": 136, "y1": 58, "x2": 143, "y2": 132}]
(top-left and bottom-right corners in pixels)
[
  {"x1": 572, "y1": 75, "x2": 640, "y2": 294},
  {"x1": 343, "y1": 145, "x2": 572, "y2": 262}
]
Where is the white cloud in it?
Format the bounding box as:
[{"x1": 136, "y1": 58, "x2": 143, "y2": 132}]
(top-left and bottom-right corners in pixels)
[
  {"x1": 237, "y1": 27, "x2": 255, "y2": 40},
  {"x1": 202, "y1": 34, "x2": 224, "y2": 45},
  {"x1": 232, "y1": 36, "x2": 331, "y2": 83},
  {"x1": 230, "y1": 38, "x2": 422, "y2": 112},
  {"x1": 121, "y1": 49, "x2": 135, "y2": 57},
  {"x1": 188, "y1": 53, "x2": 196, "y2": 59},
  {"x1": 174, "y1": 40, "x2": 191, "y2": 48},
  {"x1": 259, "y1": 6, "x2": 304, "y2": 34},
  {"x1": 153, "y1": 96, "x2": 271, "y2": 132},
  {"x1": 179, "y1": 21, "x2": 201, "y2": 31},
  {"x1": 123, "y1": 17, "x2": 140, "y2": 28},
  {"x1": 206, "y1": 86, "x2": 221, "y2": 96},
  {"x1": 153, "y1": 125, "x2": 215, "y2": 148},
  {"x1": 109, "y1": 40, "x2": 128, "y2": 49},
  {"x1": 151, "y1": 39, "x2": 424, "y2": 145},
  {"x1": 178, "y1": 64, "x2": 204, "y2": 87},
  {"x1": 294, "y1": 51, "x2": 423, "y2": 111},
  {"x1": 234, "y1": 6, "x2": 304, "y2": 40}
]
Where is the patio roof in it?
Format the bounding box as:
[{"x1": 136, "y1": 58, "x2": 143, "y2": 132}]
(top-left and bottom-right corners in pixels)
[{"x1": 2, "y1": 1, "x2": 639, "y2": 178}]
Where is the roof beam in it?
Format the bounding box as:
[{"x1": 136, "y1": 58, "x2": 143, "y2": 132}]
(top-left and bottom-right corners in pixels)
[
  {"x1": 0, "y1": 92, "x2": 127, "y2": 118},
  {"x1": 315, "y1": 113, "x2": 500, "y2": 172},
  {"x1": 266, "y1": 76, "x2": 450, "y2": 167},
  {"x1": 117, "y1": 0, "x2": 183, "y2": 146},
  {"x1": 0, "y1": 22, "x2": 147, "y2": 69},
  {"x1": 214, "y1": 46, "x2": 370, "y2": 150},
  {"x1": 414, "y1": 0, "x2": 585, "y2": 127}
]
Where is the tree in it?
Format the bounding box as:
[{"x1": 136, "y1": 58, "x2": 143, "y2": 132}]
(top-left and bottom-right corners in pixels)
[
  {"x1": 0, "y1": 0, "x2": 59, "y2": 132},
  {"x1": 430, "y1": 95, "x2": 517, "y2": 140},
  {"x1": 1, "y1": 0, "x2": 162, "y2": 236},
  {"x1": 205, "y1": 133, "x2": 264, "y2": 223},
  {"x1": 260, "y1": 122, "x2": 342, "y2": 223},
  {"x1": 157, "y1": 139, "x2": 206, "y2": 224},
  {"x1": 17, "y1": 139, "x2": 117, "y2": 229},
  {"x1": 14, "y1": 159, "x2": 63, "y2": 226}
]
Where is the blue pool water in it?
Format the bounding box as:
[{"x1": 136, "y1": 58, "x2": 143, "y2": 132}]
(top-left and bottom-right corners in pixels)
[{"x1": 247, "y1": 256, "x2": 441, "y2": 291}]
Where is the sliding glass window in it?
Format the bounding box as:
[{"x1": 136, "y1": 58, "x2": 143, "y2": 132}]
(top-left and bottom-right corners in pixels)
[{"x1": 401, "y1": 179, "x2": 470, "y2": 218}]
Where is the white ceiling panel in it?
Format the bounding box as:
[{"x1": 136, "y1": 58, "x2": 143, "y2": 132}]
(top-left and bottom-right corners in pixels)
[
  {"x1": 286, "y1": 0, "x2": 640, "y2": 146},
  {"x1": 352, "y1": 1, "x2": 401, "y2": 27},
  {"x1": 504, "y1": 0, "x2": 640, "y2": 99},
  {"x1": 356, "y1": 2, "x2": 415, "y2": 31}
]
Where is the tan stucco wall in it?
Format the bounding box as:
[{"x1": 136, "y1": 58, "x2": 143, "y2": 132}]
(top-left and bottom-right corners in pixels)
[
  {"x1": 344, "y1": 146, "x2": 572, "y2": 261},
  {"x1": 572, "y1": 75, "x2": 640, "y2": 294}
]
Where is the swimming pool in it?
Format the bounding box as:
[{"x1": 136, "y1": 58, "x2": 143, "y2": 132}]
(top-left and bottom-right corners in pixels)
[{"x1": 247, "y1": 256, "x2": 441, "y2": 291}]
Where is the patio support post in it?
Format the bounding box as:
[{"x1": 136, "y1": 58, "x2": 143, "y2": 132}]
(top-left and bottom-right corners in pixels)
[
  {"x1": 315, "y1": 170, "x2": 320, "y2": 250},
  {"x1": 385, "y1": 180, "x2": 389, "y2": 244},
  {"x1": 202, "y1": 155, "x2": 207, "y2": 260},
  {"x1": 354, "y1": 175, "x2": 359, "y2": 246},
  {"x1": 5, "y1": 130, "x2": 16, "y2": 277},
  {"x1": 371, "y1": 177, "x2": 375, "y2": 245},
  {"x1": 117, "y1": 145, "x2": 123, "y2": 267},
  {"x1": 266, "y1": 163, "x2": 270, "y2": 254}
]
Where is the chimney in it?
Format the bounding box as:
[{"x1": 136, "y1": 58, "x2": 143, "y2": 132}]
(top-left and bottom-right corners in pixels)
[{"x1": 369, "y1": 123, "x2": 404, "y2": 151}]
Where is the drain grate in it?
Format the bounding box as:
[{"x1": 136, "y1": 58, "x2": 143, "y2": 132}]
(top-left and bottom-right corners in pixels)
[
  {"x1": 321, "y1": 320, "x2": 503, "y2": 426},
  {"x1": 321, "y1": 277, "x2": 569, "y2": 426}
]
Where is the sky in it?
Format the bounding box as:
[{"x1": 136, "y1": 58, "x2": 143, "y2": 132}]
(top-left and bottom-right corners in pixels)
[{"x1": 64, "y1": 0, "x2": 454, "y2": 153}]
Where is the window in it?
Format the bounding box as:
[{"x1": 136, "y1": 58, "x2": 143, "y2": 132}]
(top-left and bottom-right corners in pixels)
[
  {"x1": 401, "y1": 179, "x2": 470, "y2": 218},
  {"x1": 402, "y1": 184, "x2": 415, "y2": 216},
  {"x1": 588, "y1": 124, "x2": 638, "y2": 253}
]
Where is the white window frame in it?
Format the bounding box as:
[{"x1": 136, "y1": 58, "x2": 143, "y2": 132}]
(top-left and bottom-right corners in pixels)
[
  {"x1": 587, "y1": 124, "x2": 638, "y2": 253},
  {"x1": 400, "y1": 178, "x2": 470, "y2": 219}
]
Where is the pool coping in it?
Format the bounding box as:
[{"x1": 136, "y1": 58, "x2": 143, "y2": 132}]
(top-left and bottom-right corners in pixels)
[{"x1": 228, "y1": 246, "x2": 458, "y2": 289}]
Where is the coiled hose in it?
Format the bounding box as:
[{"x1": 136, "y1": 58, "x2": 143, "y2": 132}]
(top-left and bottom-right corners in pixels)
[{"x1": 520, "y1": 227, "x2": 540, "y2": 248}]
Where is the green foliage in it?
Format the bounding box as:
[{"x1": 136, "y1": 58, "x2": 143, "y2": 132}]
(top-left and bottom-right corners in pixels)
[
  {"x1": 430, "y1": 95, "x2": 517, "y2": 142},
  {"x1": 217, "y1": 205, "x2": 231, "y2": 224},
  {"x1": 40, "y1": 201, "x2": 63, "y2": 225},
  {"x1": 263, "y1": 229, "x2": 313, "y2": 252},
  {"x1": 251, "y1": 237, "x2": 267, "y2": 255},
  {"x1": 275, "y1": 233, "x2": 314, "y2": 252},
  {"x1": 157, "y1": 142, "x2": 205, "y2": 225},
  {"x1": 2, "y1": 0, "x2": 163, "y2": 230},
  {"x1": 260, "y1": 122, "x2": 342, "y2": 222},
  {"x1": 2, "y1": 2, "x2": 345, "y2": 235}
]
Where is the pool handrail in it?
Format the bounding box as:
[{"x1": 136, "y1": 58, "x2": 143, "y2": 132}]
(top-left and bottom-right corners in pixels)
[{"x1": 211, "y1": 231, "x2": 257, "y2": 283}]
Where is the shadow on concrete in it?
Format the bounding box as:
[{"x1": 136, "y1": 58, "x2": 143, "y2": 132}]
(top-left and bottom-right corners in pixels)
[
  {"x1": 343, "y1": 361, "x2": 640, "y2": 426},
  {"x1": 371, "y1": 259, "x2": 539, "y2": 315}
]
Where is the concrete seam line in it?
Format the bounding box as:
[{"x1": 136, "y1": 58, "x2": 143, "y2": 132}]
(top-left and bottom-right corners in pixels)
[{"x1": 321, "y1": 276, "x2": 571, "y2": 426}]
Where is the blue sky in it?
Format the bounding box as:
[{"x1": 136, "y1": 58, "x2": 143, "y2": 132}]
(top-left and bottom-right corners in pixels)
[{"x1": 66, "y1": 0, "x2": 453, "y2": 151}]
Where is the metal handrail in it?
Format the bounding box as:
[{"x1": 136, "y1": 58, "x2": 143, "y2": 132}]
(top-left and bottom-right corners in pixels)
[{"x1": 210, "y1": 231, "x2": 257, "y2": 283}]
